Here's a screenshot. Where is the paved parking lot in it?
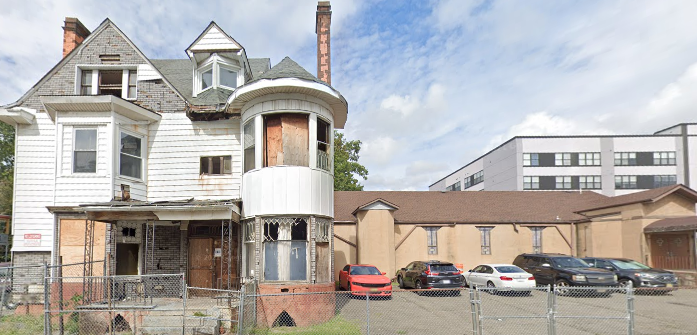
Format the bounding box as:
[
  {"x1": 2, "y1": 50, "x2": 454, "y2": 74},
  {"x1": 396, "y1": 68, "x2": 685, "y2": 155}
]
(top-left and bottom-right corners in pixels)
[{"x1": 332, "y1": 287, "x2": 697, "y2": 335}]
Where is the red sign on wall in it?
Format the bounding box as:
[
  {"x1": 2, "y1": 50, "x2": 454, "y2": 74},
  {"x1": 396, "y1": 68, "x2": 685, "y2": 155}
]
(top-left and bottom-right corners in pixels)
[{"x1": 24, "y1": 234, "x2": 41, "y2": 239}]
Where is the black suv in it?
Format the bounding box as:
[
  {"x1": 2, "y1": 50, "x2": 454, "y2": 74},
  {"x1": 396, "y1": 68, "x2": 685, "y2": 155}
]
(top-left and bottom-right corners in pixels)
[
  {"x1": 396, "y1": 261, "x2": 463, "y2": 292},
  {"x1": 582, "y1": 257, "x2": 678, "y2": 291},
  {"x1": 513, "y1": 254, "x2": 618, "y2": 291}
]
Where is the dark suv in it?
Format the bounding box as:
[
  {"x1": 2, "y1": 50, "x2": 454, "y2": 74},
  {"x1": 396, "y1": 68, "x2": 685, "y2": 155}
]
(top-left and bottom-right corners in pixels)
[
  {"x1": 396, "y1": 261, "x2": 463, "y2": 292},
  {"x1": 582, "y1": 257, "x2": 678, "y2": 292},
  {"x1": 513, "y1": 254, "x2": 618, "y2": 292}
]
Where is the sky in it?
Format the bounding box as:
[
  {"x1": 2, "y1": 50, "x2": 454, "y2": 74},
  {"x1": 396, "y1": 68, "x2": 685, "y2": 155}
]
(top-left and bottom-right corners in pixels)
[{"x1": 2, "y1": 0, "x2": 697, "y2": 191}]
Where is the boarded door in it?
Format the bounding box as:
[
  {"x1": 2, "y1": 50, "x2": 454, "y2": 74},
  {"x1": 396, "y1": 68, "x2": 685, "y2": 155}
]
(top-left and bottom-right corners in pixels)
[
  {"x1": 189, "y1": 238, "x2": 214, "y2": 288},
  {"x1": 650, "y1": 233, "x2": 695, "y2": 269}
]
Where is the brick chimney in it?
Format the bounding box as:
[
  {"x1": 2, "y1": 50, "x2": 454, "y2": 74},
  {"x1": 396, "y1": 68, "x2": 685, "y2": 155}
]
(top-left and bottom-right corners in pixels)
[
  {"x1": 63, "y1": 17, "x2": 90, "y2": 58},
  {"x1": 315, "y1": 1, "x2": 331, "y2": 85}
]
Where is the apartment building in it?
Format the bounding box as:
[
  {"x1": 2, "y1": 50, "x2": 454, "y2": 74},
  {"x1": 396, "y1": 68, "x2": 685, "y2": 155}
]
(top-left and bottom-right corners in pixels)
[{"x1": 429, "y1": 123, "x2": 697, "y2": 196}]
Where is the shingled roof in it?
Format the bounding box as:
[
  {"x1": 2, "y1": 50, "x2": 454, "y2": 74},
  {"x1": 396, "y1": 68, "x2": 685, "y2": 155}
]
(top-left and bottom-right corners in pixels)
[
  {"x1": 334, "y1": 191, "x2": 608, "y2": 224},
  {"x1": 644, "y1": 216, "x2": 697, "y2": 232},
  {"x1": 576, "y1": 184, "x2": 697, "y2": 213},
  {"x1": 250, "y1": 56, "x2": 326, "y2": 85}
]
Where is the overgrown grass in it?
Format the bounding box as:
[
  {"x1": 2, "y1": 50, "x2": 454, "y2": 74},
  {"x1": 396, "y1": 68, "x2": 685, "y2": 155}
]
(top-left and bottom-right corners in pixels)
[
  {"x1": 0, "y1": 315, "x2": 44, "y2": 335},
  {"x1": 250, "y1": 316, "x2": 361, "y2": 335}
]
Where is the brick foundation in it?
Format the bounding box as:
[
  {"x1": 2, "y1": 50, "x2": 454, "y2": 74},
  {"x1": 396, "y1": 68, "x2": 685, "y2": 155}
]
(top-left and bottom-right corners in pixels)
[{"x1": 256, "y1": 282, "x2": 335, "y2": 328}]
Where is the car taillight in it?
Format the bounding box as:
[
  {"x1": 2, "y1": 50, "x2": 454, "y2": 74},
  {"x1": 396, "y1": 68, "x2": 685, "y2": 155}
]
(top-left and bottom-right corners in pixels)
[
  {"x1": 457, "y1": 270, "x2": 463, "y2": 275},
  {"x1": 500, "y1": 276, "x2": 513, "y2": 281},
  {"x1": 424, "y1": 270, "x2": 431, "y2": 275},
  {"x1": 528, "y1": 276, "x2": 535, "y2": 281}
]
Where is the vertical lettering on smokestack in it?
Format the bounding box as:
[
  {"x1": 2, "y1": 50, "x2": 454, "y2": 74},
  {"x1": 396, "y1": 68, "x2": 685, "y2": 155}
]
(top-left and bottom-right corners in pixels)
[
  {"x1": 316, "y1": 1, "x2": 332, "y2": 85},
  {"x1": 62, "y1": 17, "x2": 90, "y2": 58}
]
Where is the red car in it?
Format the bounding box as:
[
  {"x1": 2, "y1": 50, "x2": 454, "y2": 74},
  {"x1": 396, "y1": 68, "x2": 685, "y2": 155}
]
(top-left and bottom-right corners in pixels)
[{"x1": 339, "y1": 264, "x2": 392, "y2": 297}]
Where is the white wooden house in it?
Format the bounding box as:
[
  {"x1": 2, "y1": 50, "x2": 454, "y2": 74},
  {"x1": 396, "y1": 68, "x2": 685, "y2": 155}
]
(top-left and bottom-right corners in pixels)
[{"x1": 0, "y1": 2, "x2": 343, "y2": 294}]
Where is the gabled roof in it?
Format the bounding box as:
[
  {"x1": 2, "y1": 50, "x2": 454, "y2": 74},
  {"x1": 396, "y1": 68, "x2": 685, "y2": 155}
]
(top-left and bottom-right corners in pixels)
[
  {"x1": 576, "y1": 184, "x2": 697, "y2": 213},
  {"x1": 250, "y1": 57, "x2": 325, "y2": 84},
  {"x1": 351, "y1": 198, "x2": 400, "y2": 215},
  {"x1": 334, "y1": 191, "x2": 607, "y2": 224},
  {"x1": 3, "y1": 18, "x2": 185, "y2": 109},
  {"x1": 186, "y1": 22, "x2": 243, "y2": 56}
]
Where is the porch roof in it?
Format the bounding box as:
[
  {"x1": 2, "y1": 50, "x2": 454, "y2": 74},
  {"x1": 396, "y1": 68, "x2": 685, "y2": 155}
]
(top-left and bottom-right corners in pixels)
[{"x1": 644, "y1": 216, "x2": 697, "y2": 233}]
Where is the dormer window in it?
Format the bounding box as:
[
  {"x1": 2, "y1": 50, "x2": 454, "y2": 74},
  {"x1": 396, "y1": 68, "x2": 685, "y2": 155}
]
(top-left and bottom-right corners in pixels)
[{"x1": 194, "y1": 54, "x2": 241, "y2": 96}]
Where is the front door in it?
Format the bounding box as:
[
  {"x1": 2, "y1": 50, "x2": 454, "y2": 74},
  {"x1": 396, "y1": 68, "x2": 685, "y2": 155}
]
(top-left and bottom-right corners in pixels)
[
  {"x1": 115, "y1": 243, "x2": 139, "y2": 275},
  {"x1": 650, "y1": 233, "x2": 694, "y2": 270},
  {"x1": 189, "y1": 238, "x2": 214, "y2": 288}
]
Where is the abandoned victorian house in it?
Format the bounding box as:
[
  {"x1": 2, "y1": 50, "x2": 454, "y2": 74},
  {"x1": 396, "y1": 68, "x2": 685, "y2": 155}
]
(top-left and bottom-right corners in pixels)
[{"x1": 0, "y1": 1, "x2": 343, "y2": 316}]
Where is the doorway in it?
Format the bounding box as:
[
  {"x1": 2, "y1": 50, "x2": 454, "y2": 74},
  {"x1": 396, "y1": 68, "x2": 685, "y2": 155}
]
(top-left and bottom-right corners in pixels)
[
  {"x1": 650, "y1": 233, "x2": 695, "y2": 270},
  {"x1": 115, "y1": 243, "x2": 140, "y2": 275}
]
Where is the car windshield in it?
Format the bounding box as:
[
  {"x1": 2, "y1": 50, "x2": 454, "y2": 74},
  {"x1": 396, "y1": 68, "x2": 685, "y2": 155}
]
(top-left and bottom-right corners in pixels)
[
  {"x1": 495, "y1": 266, "x2": 526, "y2": 273},
  {"x1": 350, "y1": 266, "x2": 381, "y2": 275},
  {"x1": 430, "y1": 264, "x2": 458, "y2": 272},
  {"x1": 552, "y1": 257, "x2": 590, "y2": 269},
  {"x1": 609, "y1": 259, "x2": 651, "y2": 270}
]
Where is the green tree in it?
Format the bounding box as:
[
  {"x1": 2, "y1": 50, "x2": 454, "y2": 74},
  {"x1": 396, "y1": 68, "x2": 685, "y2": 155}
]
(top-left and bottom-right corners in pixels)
[
  {"x1": 333, "y1": 131, "x2": 368, "y2": 191},
  {"x1": 0, "y1": 122, "x2": 13, "y2": 215}
]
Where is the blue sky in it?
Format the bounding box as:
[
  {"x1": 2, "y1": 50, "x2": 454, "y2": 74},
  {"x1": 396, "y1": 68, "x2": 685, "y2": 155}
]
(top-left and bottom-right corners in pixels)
[{"x1": 2, "y1": 0, "x2": 697, "y2": 190}]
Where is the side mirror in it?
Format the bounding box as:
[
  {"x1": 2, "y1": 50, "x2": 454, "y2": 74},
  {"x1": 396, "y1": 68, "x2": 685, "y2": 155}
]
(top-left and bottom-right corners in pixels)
[
  {"x1": 541, "y1": 263, "x2": 551, "y2": 267},
  {"x1": 381, "y1": 272, "x2": 387, "y2": 275},
  {"x1": 605, "y1": 266, "x2": 614, "y2": 270},
  {"x1": 468, "y1": 269, "x2": 472, "y2": 272}
]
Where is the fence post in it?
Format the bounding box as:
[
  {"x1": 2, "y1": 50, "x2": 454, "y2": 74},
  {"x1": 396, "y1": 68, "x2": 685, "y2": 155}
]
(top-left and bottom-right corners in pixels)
[
  {"x1": 0, "y1": 267, "x2": 7, "y2": 317},
  {"x1": 238, "y1": 283, "x2": 245, "y2": 335},
  {"x1": 626, "y1": 281, "x2": 635, "y2": 335},
  {"x1": 476, "y1": 288, "x2": 484, "y2": 335},
  {"x1": 468, "y1": 288, "x2": 479, "y2": 335},
  {"x1": 43, "y1": 263, "x2": 51, "y2": 335},
  {"x1": 547, "y1": 285, "x2": 556, "y2": 335},
  {"x1": 182, "y1": 274, "x2": 187, "y2": 335},
  {"x1": 366, "y1": 292, "x2": 371, "y2": 335}
]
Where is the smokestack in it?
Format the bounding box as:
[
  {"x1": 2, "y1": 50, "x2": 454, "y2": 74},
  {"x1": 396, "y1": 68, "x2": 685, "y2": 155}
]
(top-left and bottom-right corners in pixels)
[
  {"x1": 315, "y1": 1, "x2": 331, "y2": 85},
  {"x1": 62, "y1": 17, "x2": 90, "y2": 58}
]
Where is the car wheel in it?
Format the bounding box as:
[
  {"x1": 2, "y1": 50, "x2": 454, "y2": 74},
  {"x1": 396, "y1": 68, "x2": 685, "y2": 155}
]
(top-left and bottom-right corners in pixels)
[
  {"x1": 398, "y1": 276, "x2": 405, "y2": 289},
  {"x1": 347, "y1": 282, "x2": 352, "y2": 294},
  {"x1": 415, "y1": 280, "x2": 423, "y2": 295},
  {"x1": 555, "y1": 279, "x2": 571, "y2": 296},
  {"x1": 618, "y1": 278, "x2": 633, "y2": 291},
  {"x1": 462, "y1": 276, "x2": 469, "y2": 288},
  {"x1": 487, "y1": 281, "x2": 498, "y2": 295}
]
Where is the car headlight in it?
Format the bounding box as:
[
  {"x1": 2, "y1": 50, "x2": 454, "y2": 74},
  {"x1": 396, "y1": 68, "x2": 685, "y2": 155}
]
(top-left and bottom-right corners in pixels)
[
  {"x1": 613, "y1": 275, "x2": 618, "y2": 281},
  {"x1": 635, "y1": 273, "x2": 654, "y2": 278},
  {"x1": 572, "y1": 275, "x2": 586, "y2": 281}
]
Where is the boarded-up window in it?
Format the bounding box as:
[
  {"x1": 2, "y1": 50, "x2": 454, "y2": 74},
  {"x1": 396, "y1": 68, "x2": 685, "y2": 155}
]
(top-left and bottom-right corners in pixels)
[{"x1": 263, "y1": 114, "x2": 309, "y2": 167}]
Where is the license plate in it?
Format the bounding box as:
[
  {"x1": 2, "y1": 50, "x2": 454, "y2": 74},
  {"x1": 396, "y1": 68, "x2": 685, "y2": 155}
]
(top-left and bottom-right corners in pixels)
[
  {"x1": 666, "y1": 284, "x2": 673, "y2": 288},
  {"x1": 442, "y1": 280, "x2": 451, "y2": 284},
  {"x1": 596, "y1": 289, "x2": 607, "y2": 293},
  {"x1": 516, "y1": 279, "x2": 525, "y2": 282},
  {"x1": 370, "y1": 288, "x2": 379, "y2": 292}
]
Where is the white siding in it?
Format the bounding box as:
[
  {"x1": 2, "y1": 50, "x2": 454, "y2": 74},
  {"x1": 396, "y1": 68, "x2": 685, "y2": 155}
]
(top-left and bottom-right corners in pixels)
[
  {"x1": 242, "y1": 167, "x2": 333, "y2": 218},
  {"x1": 137, "y1": 64, "x2": 162, "y2": 81},
  {"x1": 147, "y1": 112, "x2": 242, "y2": 201},
  {"x1": 12, "y1": 112, "x2": 56, "y2": 251},
  {"x1": 189, "y1": 26, "x2": 240, "y2": 51},
  {"x1": 114, "y1": 114, "x2": 149, "y2": 200}
]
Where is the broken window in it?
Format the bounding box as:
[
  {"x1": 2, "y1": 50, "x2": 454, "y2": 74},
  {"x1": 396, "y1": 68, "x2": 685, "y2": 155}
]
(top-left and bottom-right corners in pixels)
[
  {"x1": 243, "y1": 121, "x2": 255, "y2": 173},
  {"x1": 200, "y1": 156, "x2": 232, "y2": 175},
  {"x1": 315, "y1": 218, "x2": 331, "y2": 243},
  {"x1": 263, "y1": 114, "x2": 309, "y2": 167},
  {"x1": 263, "y1": 217, "x2": 308, "y2": 281},
  {"x1": 317, "y1": 118, "x2": 331, "y2": 171},
  {"x1": 99, "y1": 70, "x2": 124, "y2": 97},
  {"x1": 127, "y1": 70, "x2": 137, "y2": 99},
  {"x1": 120, "y1": 132, "x2": 142, "y2": 179},
  {"x1": 73, "y1": 128, "x2": 97, "y2": 173}
]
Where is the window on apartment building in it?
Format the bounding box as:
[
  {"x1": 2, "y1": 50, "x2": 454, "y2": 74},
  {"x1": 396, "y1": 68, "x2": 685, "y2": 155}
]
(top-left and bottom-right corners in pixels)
[
  {"x1": 80, "y1": 69, "x2": 137, "y2": 99},
  {"x1": 523, "y1": 176, "x2": 540, "y2": 190},
  {"x1": 614, "y1": 152, "x2": 637, "y2": 166},
  {"x1": 263, "y1": 113, "x2": 309, "y2": 167},
  {"x1": 653, "y1": 152, "x2": 676, "y2": 166},
  {"x1": 555, "y1": 176, "x2": 572, "y2": 189},
  {"x1": 478, "y1": 227, "x2": 493, "y2": 255},
  {"x1": 446, "y1": 181, "x2": 461, "y2": 191},
  {"x1": 530, "y1": 227, "x2": 545, "y2": 253},
  {"x1": 654, "y1": 175, "x2": 677, "y2": 188},
  {"x1": 73, "y1": 128, "x2": 97, "y2": 173},
  {"x1": 263, "y1": 217, "x2": 308, "y2": 281},
  {"x1": 555, "y1": 153, "x2": 572, "y2": 166},
  {"x1": 578, "y1": 153, "x2": 601, "y2": 166},
  {"x1": 425, "y1": 227, "x2": 439, "y2": 255},
  {"x1": 120, "y1": 132, "x2": 142, "y2": 179},
  {"x1": 317, "y1": 118, "x2": 331, "y2": 171},
  {"x1": 464, "y1": 178, "x2": 472, "y2": 189},
  {"x1": 200, "y1": 156, "x2": 232, "y2": 175},
  {"x1": 243, "y1": 121, "x2": 255, "y2": 173},
  {"x1": 615, "y1": 175, "x2": 637, "y2": 189},
  {"x1": 579, "y1": 176, "x2": 602, "y2": 189},
  {"x1": 473, "y1": 171, "x2": 484, "y2": 185},
  {"x1": 523, "y1": 153, "x2": 539, "y2": 166}
]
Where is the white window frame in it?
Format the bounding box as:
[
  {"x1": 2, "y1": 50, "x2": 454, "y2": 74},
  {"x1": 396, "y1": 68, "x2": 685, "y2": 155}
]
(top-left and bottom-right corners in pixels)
[
  {"x1": 614, "y1": 152, "x2": 637, "y2": 166},
  {"x1": 523, "y1": 176, "x2": 539, "y2": 190},
  {"x1": 194, "y1": 54, "x2": 242, "y2": 96},
  {"x1": 555, "y1": 176, "x2": 572, "y2": 189},
  {"x1": 73, "y1": 127, "x2": 98, "y2": 174},
  {"x1": 77, "y1": 67, "x2": 137, "y2": 100},
  {"x1": 578, "y1": 152, "x2": 600, "y2": 166},
  {"x1": 653, "y1": 152, "x2": 676, "y2": 166},
  {"x1": 555, "y1": 153, "x2": 571, "y2": 166},
  {"x1": 579, "y1": 176, "x2": 601, "y2": 189},
  {"x1": 118, "y1": 130, "x2": 144, "y2": 181},
  {"x1": 523, "y1": 153, "x2": 539, "y2": 166},
  {"x1": 615, "y1": 175, "x2": 637, "y2": 189}
]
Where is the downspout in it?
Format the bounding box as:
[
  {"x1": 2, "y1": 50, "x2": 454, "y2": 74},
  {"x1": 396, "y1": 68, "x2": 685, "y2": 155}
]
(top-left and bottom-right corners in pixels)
[{"x1": 570, "y1": 222, "x2": 576, "y2": 256}]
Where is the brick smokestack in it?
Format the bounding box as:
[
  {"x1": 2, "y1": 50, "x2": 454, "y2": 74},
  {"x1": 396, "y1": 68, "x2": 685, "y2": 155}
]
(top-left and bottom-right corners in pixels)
[
  {"x1": 316, "y1": 1, "x2": 331, "y2": 85},
  {"x1": 62, "y1": 17, "x2": 90, "y2": 58}
]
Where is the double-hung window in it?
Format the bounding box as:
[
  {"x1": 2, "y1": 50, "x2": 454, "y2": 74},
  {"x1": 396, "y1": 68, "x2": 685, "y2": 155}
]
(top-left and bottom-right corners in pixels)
[
  {"x1": 615, "y1": 175, "x2": 637, "y2": 189},
  {"x1": 654, "y1": 175, "x2": 677, "y2": 188},
  {"x1": 317, "y1": 118, "x2": 331, "y2": 171},
  {"x1": 523, "y1": 176, "x2": 539, "y2": 190},
  {"x1": 653, "y1": 152, "x2": 676, "y2": 166},
  {"x1": 523, "y1": 153, "x2": 539, "y2": 166},
  {"x1": 120, "y1": 132, "x2": 142, "y2": 179},
  {"x1": 473, "y1": 171, "x2": 484, "y2": 185},
  {"x1": 579, "y1": 176, "x2": 601, "y2": 189},
  {"x1": 555, "y1": 153, "x2": 571, "y2": 166},
  {"x1": 555, "y1": 176, "x2": 572, "y2": 189},
  {"x1": 73, "y1": 128, "x2": 97, "y2": 173},
  {"x1": 614, "y1": 152, "x2": 636, "y2": 166},
  {"x1": 446, "y1": 181, "x2": 461, "y2": 191},
  {"x1": 243, "y1": 121, "x2": 255, "y2": 173},
  {"x1": 578, "y1": 152, "x2": 600, "y2": 166}
]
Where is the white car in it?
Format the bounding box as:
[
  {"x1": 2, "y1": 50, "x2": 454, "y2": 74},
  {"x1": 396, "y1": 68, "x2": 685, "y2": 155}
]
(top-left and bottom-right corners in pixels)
[{"x1": 464, "y1": 264, "x2": 536, "y2": 291}]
